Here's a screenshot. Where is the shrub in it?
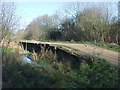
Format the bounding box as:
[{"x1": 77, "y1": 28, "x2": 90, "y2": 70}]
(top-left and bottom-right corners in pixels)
[{"x1": 2, "y1": 48, "x2": 118, "y2": 88}]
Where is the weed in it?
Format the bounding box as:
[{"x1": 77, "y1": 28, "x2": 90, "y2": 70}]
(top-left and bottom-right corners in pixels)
[{"x1": 2, "y1": 47, "x2": 118, "y2": 88}]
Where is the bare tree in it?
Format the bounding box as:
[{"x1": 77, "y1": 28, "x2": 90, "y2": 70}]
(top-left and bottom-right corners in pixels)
[
  {"x1": 24, "y1": 14, "x2": 54, "y2": 40},
  {"x1": 63, "y1": 2, "x2": 115, "y2": 42},
  {"x1": 24, "y1": 20, "x2": 43, "y2": 40},
  {"x1": 0, "y1": 2, "x2": 18, "y2": 46}
]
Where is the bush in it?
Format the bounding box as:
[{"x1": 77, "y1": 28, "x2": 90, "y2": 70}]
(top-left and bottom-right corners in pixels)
[{"x1": 2, "y1": 48, "x2": 118, "y2": 88}]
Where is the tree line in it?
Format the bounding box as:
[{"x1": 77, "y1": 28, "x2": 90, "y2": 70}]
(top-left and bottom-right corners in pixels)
[
  {"x1": 20, "y1": 2, "x2": 119, "y2": 44},
  {"x1": 1, "y1": 2, "x2": 119, "y2": 45}
]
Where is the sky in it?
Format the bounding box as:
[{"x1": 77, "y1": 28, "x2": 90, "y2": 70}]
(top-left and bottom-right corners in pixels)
[
  {"x1": 15, "y1": 1, "x2": 119, "y2": 29},
  {"x1": 16, "y1": 2, "x2": 64, "y2": 29}
]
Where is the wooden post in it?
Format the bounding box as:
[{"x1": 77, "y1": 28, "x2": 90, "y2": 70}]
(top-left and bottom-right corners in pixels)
[{"x1": 25, "y1": 41, "x2": 27, "y2": 54}]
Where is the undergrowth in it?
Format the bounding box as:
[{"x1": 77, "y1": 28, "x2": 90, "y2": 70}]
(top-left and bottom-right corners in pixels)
[{"x1": 2, "y1": 47, "x2": 119, "y2": 88}]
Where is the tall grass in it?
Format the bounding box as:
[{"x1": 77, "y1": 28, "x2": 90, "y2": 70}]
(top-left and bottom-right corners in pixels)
[{"x1": 2, "y1": 47, "x2": 118, "y2": 88}]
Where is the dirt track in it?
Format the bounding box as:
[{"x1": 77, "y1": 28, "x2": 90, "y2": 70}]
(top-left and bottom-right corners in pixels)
[{"x1": 62, "y1": 43, "x2": 119, "y2": 66}]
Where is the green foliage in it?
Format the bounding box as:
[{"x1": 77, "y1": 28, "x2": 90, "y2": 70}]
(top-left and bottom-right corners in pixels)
[
  {"x1": 46, "y1": 30, "x2": 62, "y2": 41},
  {"x1": 2, "y1": 48, "x2": 118, "y2": 88},
  {"x1": 2, "y1": 48, "x2": 18, "y2": 53}
]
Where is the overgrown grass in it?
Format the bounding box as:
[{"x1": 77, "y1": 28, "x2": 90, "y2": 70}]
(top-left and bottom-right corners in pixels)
[
  {"x1": 2, "y1": 47, "x2": 119, "y2": 88},
  {"x1": 2, "y1": 47, "x2": 19, "y2": 53}
]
